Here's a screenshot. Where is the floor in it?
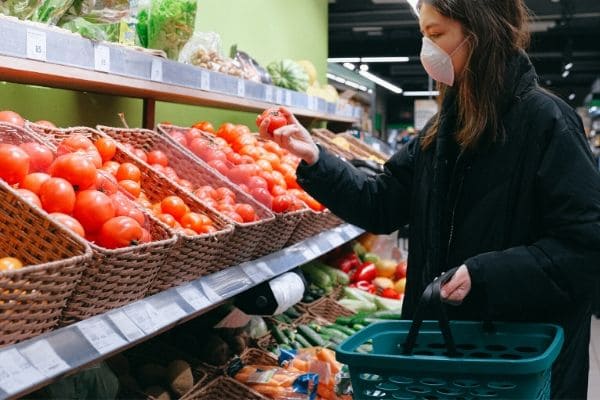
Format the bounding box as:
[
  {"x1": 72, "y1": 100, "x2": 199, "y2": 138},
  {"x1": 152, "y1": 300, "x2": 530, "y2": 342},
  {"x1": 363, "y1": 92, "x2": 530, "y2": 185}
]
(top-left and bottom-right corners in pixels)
[{"x1": 589, "y1": 316, "x2": 600, "y2": 398}]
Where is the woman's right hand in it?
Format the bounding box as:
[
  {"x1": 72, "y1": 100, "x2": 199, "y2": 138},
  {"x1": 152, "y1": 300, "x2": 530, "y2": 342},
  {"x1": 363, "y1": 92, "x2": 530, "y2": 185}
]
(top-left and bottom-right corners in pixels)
[{"x1": 258, "y1": 107, "x2": 320, "y2": 165}]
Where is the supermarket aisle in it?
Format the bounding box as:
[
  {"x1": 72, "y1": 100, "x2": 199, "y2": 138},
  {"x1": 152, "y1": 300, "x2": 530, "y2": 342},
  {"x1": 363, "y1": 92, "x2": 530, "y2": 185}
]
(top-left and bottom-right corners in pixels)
[{"x1": 589, "y1": 317, "x2": 600, "y2": 398}]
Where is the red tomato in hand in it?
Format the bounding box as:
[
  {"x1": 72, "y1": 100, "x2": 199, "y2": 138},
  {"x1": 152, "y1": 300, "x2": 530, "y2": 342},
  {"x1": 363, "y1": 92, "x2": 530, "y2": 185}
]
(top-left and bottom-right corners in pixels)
[
  {"x1": 0, "y1": 144, "x2": 30, "y2": 184},
  {"x1": 147, "y1": 150, "x2": 169, "y2": 167},
  {"x1": 94, "y1": 137, "x2": 117, "y2": 163},
  {"x1": 49, "y1": 212, "x2": 85, "y2": 237},
  {"x1": 16, "y1": 188, "x2": 41, "y2": 208},
  {"x1": 20, "y1": 172, "x2": 51, "y2": 194},
  {"x1": 0, "y1": 110, "x2": 25, "y2": 127},
  {"x1": 50, "y1": 153, "x2": 97, "y2": 190},
  {"x1": 19, "y1": 142, "x2": 54, "y2": 173},
  {"x1": 39, "y1": 177, "x2": 76, "y2": 214},
  {"x1": 256, "y1": 108, "x2": 287, "y2": 134},
  {"x1": 73, "y1": 190, "x2": 115, "y2": 233},
  {"x1": 98, "y1": 216, "x2": 144, "y2": 249}
]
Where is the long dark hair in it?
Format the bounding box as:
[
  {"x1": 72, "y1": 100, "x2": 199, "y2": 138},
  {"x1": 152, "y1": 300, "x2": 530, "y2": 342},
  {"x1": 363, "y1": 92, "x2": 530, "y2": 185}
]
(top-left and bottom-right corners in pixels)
[{"x1": 419, "y1": 0, "x2": 530, "y2": 150}]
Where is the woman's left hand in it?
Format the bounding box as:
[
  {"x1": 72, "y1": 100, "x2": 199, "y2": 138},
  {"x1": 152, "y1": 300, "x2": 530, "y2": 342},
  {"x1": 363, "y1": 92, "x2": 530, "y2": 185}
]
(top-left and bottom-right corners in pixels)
[{"x1": 440, "y1": 265, "x2": 471, "y2": 305}]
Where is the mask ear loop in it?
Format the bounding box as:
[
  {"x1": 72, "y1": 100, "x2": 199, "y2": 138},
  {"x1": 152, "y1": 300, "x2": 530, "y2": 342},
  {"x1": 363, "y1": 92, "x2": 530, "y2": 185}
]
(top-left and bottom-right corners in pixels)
[{"x1": 449, "y1": 36, "x2": 470, "y2": 58}]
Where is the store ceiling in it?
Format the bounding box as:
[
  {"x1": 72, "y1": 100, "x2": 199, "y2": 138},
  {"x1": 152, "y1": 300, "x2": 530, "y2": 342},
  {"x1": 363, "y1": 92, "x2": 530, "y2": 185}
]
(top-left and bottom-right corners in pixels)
[{"x1": 328, "y1": 0, "x2": 600, "y2": 104}]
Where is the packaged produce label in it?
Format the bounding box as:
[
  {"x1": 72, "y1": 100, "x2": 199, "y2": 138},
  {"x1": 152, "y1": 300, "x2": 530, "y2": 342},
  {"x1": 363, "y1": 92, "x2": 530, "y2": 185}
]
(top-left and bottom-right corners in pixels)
[
  {"x1": 19, "y1": 340, "x2": 70, "y2": 378},
  {"x1": 78, "y1": 318, "x2": 127, "y2": 353},
  {"x1": 0, "y1": 348, "x2": 44, "y2": 394},
  {"x1": 247, "y1": 368, "x2": 276, "y2": 384},
  {"x1": 108, "y1": 311, "x2": 145, "y2": 342}
]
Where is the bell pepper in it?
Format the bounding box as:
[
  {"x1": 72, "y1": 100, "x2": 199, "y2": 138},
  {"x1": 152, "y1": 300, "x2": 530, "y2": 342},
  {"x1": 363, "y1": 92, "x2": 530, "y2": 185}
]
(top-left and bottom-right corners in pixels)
[
  {"x1": 381, "y1": 288, "x2": 402, "y2": 300},
  {"x1": 336, "y1": 253, "x2": 361, "y2": 274},
  {"x1": 352, "y1": 262, "x2": 377, "y2": 283},
  {"x1": 355, "y1": 280, "x2": 376, "y2": 293}
]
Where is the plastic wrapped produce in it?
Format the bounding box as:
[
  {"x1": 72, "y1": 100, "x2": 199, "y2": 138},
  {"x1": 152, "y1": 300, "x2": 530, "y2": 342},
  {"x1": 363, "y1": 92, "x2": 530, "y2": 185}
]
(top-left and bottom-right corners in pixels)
[{"x1": 147, "y1": 0, "x2": 196, "y2": 59}]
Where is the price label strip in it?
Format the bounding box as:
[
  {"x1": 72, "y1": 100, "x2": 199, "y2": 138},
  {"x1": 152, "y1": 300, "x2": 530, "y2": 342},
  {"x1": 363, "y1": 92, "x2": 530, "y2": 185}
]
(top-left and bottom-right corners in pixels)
[
  {"x1": 26, "y1": 29, "x2": 46, "y2": 61},
  {"x1": 19, "y1": 340, "x2": 70, "y2": 378},
  {"x1": 177, "y1": 284, "x2": 210, "y2": 311},
  {"x1": 200, "y1": 70, "x2": 210, "y2": 90},
  {"x1": 326, "y1": 232, "x2": 345, "y2": 248},
  {"x1": 285, "y1": 91, "x2": 293, "y2": 106},
  {"x1": 124, "y1": 302, "x2": 161, "y2": 334},
  {"x1": 154, "y1": 302, "x2": 186, "y2": 326},
  {"x1": 302, "y1": 245, "x2": 316, "y2": 260},
  {"x1": 241, "y1": 261, "x2": 275, "y2": 284},
  {"x1": 150, "y1": 59, "x2": 163, "y2": 82},
  {"x1": 237, "y1": 79, "x2": 246, "y2": 97},
  {"x1": 108, "y1": 311, "x2": 145, "y2": 342},
  {"x1": 94, "y1": 45, "x2": 110, "y2": 72},
  {"x1": 265, "y1": 86, "x2": 274, "y2": 102},
  {"x1": 78, "y1": 318, "x2": 127, "y2": 354},
  {"x1": 0, "y1": 348, "x2": 44, "y2": 394},
  {"x1": 203, "y1": 267, "x2": 252, "y2": 298},
  {"x1": 275, "y1": 89, "x2": 284, "y2": 105}
]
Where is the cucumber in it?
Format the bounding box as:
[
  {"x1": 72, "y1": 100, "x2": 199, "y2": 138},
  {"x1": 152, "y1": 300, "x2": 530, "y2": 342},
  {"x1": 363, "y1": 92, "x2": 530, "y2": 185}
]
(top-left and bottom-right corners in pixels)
[
  {"x1": 284, "y1": 306, "x2": 301, "y2": 319},
  {"x1": 353, "y1": 324, "x2": 366, "y2": 331},
  {"x1": 309, "y1": 323, "x2": 324, "y2": 333},
  {"x1": 370, "y1": 310, "x2": 404, "y2": 320},
  {"x1": 295, "y1": 334, "x2": 311, "y2": 348},
  {"x1": 302, "y1": 263, "x2": 332, "y2": 290},
  {"x1": 319, "y1": 327, "x2": 348, "y2": 341},
  {"x1": 328, "y1": 324, "x2": 356, "y2": 336},
  {"x1": 298, "y1": 325, "x2": 326, "y2": 347},
  {"x1": 282, "y1": 328, "x2": 296, "y2": 342},
  {"x1": 291, "y1": 341, "x2": 302, "y2": 350},
  {"x1": 335, "y1": 316, "x2": 354, "y2": 326},
  {"x1": 270, "y1": 324, "x2": 289, "y2": 345}
]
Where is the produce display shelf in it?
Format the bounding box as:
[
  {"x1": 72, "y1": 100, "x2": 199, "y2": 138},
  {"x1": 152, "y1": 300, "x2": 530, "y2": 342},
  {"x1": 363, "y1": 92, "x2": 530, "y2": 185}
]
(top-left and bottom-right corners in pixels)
[
  {"x1": 0, "y1": 17, "x2": 360, "y2": 128},
  {"x1": 0, "y1": 223, "x2": 364, "y2": 400}
]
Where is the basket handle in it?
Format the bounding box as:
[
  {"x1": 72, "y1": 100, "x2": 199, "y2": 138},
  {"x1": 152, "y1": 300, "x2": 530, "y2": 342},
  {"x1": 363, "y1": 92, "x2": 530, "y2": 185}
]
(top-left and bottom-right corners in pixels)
[{"x1": 402, "y1": 267, "x2": 459, "y2": 357}]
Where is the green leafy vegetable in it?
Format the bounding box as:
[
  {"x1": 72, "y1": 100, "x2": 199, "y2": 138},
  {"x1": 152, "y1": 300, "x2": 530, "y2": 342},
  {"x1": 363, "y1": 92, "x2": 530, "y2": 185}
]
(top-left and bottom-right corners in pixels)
[
  {"x1": 147, "y1": 0, "x2": 196, "y2": 59},
  {"x1": 31, "y1": 0, "x2": 75, "y2": 24}
]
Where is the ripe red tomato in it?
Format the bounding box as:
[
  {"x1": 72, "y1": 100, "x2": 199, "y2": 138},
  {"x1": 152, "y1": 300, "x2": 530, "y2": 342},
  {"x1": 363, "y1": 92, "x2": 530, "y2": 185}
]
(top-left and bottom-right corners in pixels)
[
  {"x1": 227, "y1": 164, "x2": 258, "y2": 185},
  {"x1": 118, "y1": 179, "x2": 141, "y2": 198},
  {"x1": 270, "y1": 170, "x2": 287, "y2": 189},
  {"x1": 214, "y1": 187, "x2": 236, "y2": 201},
  {"x1": 49, "y1": 212, "x2": 85, "y2": 237},
  {"x1": 50, "y1": 153, "x2": 97, "y2": 190},
  {"x1": 208, "y1": 159, "x2": 230, "y2": 177},
  {"x1": 185, "y1": 128, "x2": 203, "y2": 145},
  {"x1": 156, "y1": 213, "x2": 177, "y2": 228},
  {"x1": 110, "y1": 193, "x2": 146, "y2": 225},
  {"x1": 20, "y1": 172, "x2": 51, "y2": 194},
  {"x1": 226, "y1": 151, "x2": 243, "y2": 165},
  {"x1": 256, "y1": 108, "x2": 287, "y2": 134},
  {"x1": 98, "y1": 216, "x2": 144, "y2": 249},
  {"x1": 192, "y1": 121, "x2": 215, "y2": 133},
  {"x1": 147, "y1": 150, "x2": 169, "y2": 167},
  {"x1": 116, "y1": 162, "x2": 141, "y2": 182},
  {"x1": 133, "y1": 148, "x2": 147, "y2": 163},
  {"x1": 16, "y1": 188, "x2": 41, "y2": 208},
  {"x1": 246, "y1": 175, "x2": 269, "y2": 191},
  {"x1": 34, "y1": 120, "x2": 56, "y2": 128},
  {"x1": 169, "y1": 130, "x2": 188, "y2": 147},
  {"x1": 194, "y1": 185, "x2": 217, "y2": 200},
  {"x1": 238, "y1": 145, "x2": 262, "y2": 161},
  {"x1": 73, "y1": 190, "x2": 115, "y2": 233},
  {"x1": 272, "y1": 194, "x2": 292, "y2": 213},
  {"x1": 232, "y1": 133, "x2": 258, "y2": 153},
  {"x1": 216, "y1": 123, "x2": 237, "y2": 143},
  {"x1": 180, "y1": 228, "x2": 198, "y2": 236},
  {"x1": 19, "y1": 142, "x2": 54, "y2": 173},
  {"x1": 221, "y1": 210, "x2": 243, "y2": 224},
  {"x1": 270, "y1": 185, "x2": 287, "y2": 197},
  {"x1": 0, "y1": 110, "x2": 25, "y2": 127},
  {"x1": 177, "y1": 179, "x2": 194, "y2": 191},
  {"x1": 161, "y1": 196, "x2": 187, "y2": 220},
  {"x1": 0, "y1": 144, "x2": 30, "y2": 184},
  {"x1": 95, "y1": 137, "x2": 117, "y2": 163},
  {"x1": 196, "y1": 224, "x2": 217, "y2": 234},
  {"x1": 234, "y1": 203, "x2": 257, "y2": 222},
  {"x1": 250, "y1": 187, "x2": 273, "y2": 209},
  {"x1": 94, "y1": 170, "x2": 118, "y2": 195},
  {"x1": 263, "y1": 141, "x2": 285, "y2": 157},
  {"x1": 180, "y1": 212, "x2": 212, "y2": 233},
  {"x1": 102, "y1": 160, "x2": 120, "y2": 176},
  {"x1": 256, "y1": 159, "x2": 273, "y2": 172},
  {"x1": 56, "y1": 135, "x2": 95, "y2": 157},
  {"x1": 39, "y1": 177, "x2": 76, "y2": 214}
]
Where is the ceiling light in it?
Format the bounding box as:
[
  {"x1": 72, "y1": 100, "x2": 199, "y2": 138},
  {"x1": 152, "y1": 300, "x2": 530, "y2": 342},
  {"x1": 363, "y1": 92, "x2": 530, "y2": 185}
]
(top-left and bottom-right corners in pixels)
[
  {"x1": 326, "y1": 73, "x2": 346, "y2": 84},
  {"x1": 403, "y1": 90, "x2": 440, "y2": 97},
  {"x1": 360, "y1": 56, "x2": 410, "y2": 63},
  {"x1": 360, "y1": 64, "x2": 369, "y2": 71},
  {"x1": 327, "y1": 57, "x2": 361, "y2": 63},
  {"x1": 358, "y1": 70, "x2": 403, "y2": 94},
  {"x1": 343, "y1": 62, "x2": 356, "y2": 71},
  {"x1": 367, "y1": 89, "x2": 373, "y2": 94},
  {"x1": 564, "y1": 62, "x2": 573, "y2": 70},
  {"x1": 561, "y1": 70, "x2": 570, "y2": 78},
  {"x1": 568, "y1": 93, "x2": 576, "y2": 100}
]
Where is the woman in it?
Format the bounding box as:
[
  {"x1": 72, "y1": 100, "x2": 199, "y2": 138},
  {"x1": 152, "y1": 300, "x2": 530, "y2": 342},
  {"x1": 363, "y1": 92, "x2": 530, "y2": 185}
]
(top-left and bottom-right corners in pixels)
[{"x1": 259, "y1": 0, "x2": 600, "y2": 398}]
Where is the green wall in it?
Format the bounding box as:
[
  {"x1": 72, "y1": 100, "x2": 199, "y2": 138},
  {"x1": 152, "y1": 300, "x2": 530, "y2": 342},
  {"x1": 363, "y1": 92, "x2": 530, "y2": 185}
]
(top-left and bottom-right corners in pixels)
[{"x1": 0, "y1": 0, "x2": 328, "y2": 128}]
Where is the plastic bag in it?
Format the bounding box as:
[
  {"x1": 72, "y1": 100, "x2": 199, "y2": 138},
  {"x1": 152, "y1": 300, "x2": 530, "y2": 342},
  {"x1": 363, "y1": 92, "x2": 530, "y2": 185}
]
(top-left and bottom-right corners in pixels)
[
  {"x1": 231, "y1": 44, "x2": 272, "y2": 84},
  {"x1": 2, "y1": 0, "x2": 42, "y2": 20},
  {"x1": 147, "y1": 0, "x2": 196, "y2": 59},
  {"x1": 59, "y1": 16, "x2": 120, "y2": 41},
  {"x1": 178, "y1": 32, "x2": 246, "y2": 78},
  {"x1": 30, "y1": 0, "x2": 75, "y2": 24},
  {"x1": 234, "y1": 365, "x2": 319, "y2": 400},
  {"x1": 279, "y1": 347, "x2": 342, "y2": 399}
]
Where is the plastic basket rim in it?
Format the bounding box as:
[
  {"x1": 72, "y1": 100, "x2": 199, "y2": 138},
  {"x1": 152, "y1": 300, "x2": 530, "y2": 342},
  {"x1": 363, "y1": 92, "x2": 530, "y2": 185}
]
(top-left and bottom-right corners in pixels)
[{"x1": 336, "y1": 320, "x2": 564, "y2": 376}]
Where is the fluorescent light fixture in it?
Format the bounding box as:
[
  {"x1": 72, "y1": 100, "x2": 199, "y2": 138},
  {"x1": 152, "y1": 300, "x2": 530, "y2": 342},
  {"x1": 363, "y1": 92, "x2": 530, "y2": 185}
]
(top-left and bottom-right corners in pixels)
[
  {"x1": 352, "y1": 26, "x2": 382, "y2": 32},
  {"x1": 568, "y1": 93, "x2": 576, "y2": 100},
  {"x1": 327, "y1": 73, "x2": 369, "y2": 92},
  {"x1": 371, "y1": 0, "x2": 403, "y2": 3},
  {"x1": 562, "y1": 70, "x2": 570, "y2": 78},
  {"x1": 403, "y1": 90, "x2": 440, "y2": 97},
  {"x1": 343, "y1": 62, "x2": 356, "y2": 71},
  {"x1": 360, "y1": 56, "x2": 410, "y2": 63},
  {"x1": 327, "y1": 57, "x2": 361, "y2": 63},
  {"x1": 326, "y1": 73, "x2": 346, "y2": 84},
  {"x1": 359, "y1": 70, "x2": 403, "y2": 94},
  {"x1": 360, "y1": 64, "x2": 369, "y2": 71},
  {"x1": 564, "y1": 62, "x2": 573, "y2": 70},
  {"x1": 367, "y1": 89, "x2": 373, "y2": 94}
]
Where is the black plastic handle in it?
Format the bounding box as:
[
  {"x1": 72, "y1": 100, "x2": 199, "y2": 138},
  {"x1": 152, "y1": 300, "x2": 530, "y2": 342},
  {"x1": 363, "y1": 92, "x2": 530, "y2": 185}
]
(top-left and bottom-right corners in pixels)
[{"x1": 402, "y1": 267, "x2": 460, "y2": 357}]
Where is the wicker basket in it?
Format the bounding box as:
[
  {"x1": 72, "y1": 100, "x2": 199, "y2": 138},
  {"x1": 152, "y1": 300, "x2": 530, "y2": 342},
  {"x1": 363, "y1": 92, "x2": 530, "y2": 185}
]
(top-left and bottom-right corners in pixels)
[
  {"x1": 308, "y1": 297, "x2": 355, "y2": 324},
  {"x1": 313, "y1": 128, "x2": 389, "y2": 163},
  {"x1": 158, "y1": 124, "x2": 308, "y2": 255},
  {"x1": 339, "y1": 132, "x2": 389, "y2": 162},
  {"x1": 311, "y1": 129, "x2": 356, "y2": 160},
  {"x1": 0, "y1": 180, "x2": 91, "y2": 346},
  {"x1": 97, "y1": 125, "x2": 278, "y2": 261},
  {"x1": 182, "y1": 376, "x2": 268, "y2": 400},
  {"x1": 286, "y1": 208, "x2": 343, "y2": 245}
]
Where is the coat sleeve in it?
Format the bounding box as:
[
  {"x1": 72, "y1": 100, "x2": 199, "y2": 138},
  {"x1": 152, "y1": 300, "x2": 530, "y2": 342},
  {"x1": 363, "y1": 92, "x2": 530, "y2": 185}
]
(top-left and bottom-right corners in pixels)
[
  {"x1": 295, "y1": 138, "x2": 417, "y2": 234},
  {"x1": 465, "y1": 117, "x2": 600, "y2": 315}
]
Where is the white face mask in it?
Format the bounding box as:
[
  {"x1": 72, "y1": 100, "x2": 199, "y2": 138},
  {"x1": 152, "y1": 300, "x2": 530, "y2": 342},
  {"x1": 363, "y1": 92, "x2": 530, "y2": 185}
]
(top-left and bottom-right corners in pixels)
[{"x1": 420, "y1": 36, "x2": 468, "y2": 86}]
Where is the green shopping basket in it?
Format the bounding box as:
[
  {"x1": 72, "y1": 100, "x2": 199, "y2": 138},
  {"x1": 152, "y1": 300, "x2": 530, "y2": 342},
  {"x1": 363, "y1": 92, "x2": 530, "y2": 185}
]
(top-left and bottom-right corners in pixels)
[{"x1": 336, "y1": 267, "x2": 564, "y2": 400}]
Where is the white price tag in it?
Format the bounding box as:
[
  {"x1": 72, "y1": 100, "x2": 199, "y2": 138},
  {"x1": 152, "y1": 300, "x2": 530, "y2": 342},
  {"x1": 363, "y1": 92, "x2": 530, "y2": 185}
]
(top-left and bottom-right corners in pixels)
[
  {"x1": 19, "y1": 340, "x2": 69, "y2": 378},
  {"x1": 94, "y1": 45, "x2": 110, "y2": 72},
  {"x1": 237, "y1": 79, "x2": 245, "y2": 97},
  {"x1": 200, "y1": 70, "x2": 210, "y2": 90},
  {"x1": 154, "y1": 302, "x2": 186, "y2": 326},
  {"x1": 285, "y1": 91, "x2": 293, "y2": 106},
  {"x1": 151, "y1": 59, "x2": 163, "y2": 82},
  {"x1": 26, "y1": 29, "x2": 46, "y2": 61},
  {"x1": 199, "y1": 280, "x2": 221, "y2": 303},
  {"x1": 327, "y1": 232, "x2": 344, "y2": 248},
  {"x1": 78, "y1": 318, "x2": 127, "y2": 353},
  {"x1": 302, "y1": 246, "x2": 315, "y2": 260},
  {"x1": 108, "y1": 311, "x2": 144, "y2": 342},
  {"x1": 265, "y1": 86, "x2": 274, "y2": 102},
  {"x1": 241, "y1": 261, "x2": 274, "y2": 284},
  {"x1": 307, "y1": 96, "x2": 315, "y2": 110},
  {"x1": 124, "y1": 302, "x2": 161, "y2": 334},
  {"x1": 276, "y1": 89, "x2": 284, "y2": 104},
  {"x1": 177, "y1": 284, "x2": 209, "y2": 311},
  {"x1": 0, "y1": 348, "x2": 44, "y2": 394}
]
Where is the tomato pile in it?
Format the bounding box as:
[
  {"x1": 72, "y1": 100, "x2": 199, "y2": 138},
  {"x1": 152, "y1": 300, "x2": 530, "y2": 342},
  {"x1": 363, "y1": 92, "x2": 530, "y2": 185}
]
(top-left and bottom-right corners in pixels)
[{"x1": 166, "y1": 122, "x2": 325, "y2": 213}]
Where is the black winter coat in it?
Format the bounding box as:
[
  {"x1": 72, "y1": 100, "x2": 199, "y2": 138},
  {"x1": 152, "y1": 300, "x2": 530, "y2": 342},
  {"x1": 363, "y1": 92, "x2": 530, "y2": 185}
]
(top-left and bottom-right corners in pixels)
[{"x1": 296, "y1": 52, "x2": 600, "y2": 399}]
